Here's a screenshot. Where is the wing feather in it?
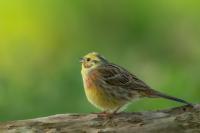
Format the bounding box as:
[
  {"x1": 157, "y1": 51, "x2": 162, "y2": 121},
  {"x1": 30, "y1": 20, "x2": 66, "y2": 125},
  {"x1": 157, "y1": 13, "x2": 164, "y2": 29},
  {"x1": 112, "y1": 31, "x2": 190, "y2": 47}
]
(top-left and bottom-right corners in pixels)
[{"x1": 95, "y1": 64, "x2": 151, "y2": 91}]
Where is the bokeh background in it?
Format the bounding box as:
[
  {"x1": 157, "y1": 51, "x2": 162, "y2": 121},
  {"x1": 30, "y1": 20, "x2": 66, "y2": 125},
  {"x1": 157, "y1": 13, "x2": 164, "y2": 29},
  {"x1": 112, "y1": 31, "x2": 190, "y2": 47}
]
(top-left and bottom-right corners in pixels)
[{"x1": 0, "y1": 0, "x2": 200, "y2": 121}]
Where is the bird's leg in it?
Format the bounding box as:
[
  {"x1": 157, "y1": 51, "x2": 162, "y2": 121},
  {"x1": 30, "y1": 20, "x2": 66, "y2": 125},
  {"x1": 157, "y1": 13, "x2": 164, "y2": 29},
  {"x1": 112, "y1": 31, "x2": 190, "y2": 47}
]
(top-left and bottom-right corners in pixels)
[
  {"x1": 91, "y1": 110, "x2": 112, "y2": 118},
  {"x1": 92, "y1": 111, "x2": 115, "y2": 118},
  {"x1": 103, "y1": 106, "x2": 122, "y2": 119},
  {"x1": 112, "y1": 106, "x2": 122, "y2": 114},
  {"x1": 98, "y1": 106, "x2": 121, "y2": 123},
  {"x1": 97, "y1": 107, "x2": 120, "y2": 118},
  {"x1": 101, "y1": 107, "x2": 122, "y2": 126}
]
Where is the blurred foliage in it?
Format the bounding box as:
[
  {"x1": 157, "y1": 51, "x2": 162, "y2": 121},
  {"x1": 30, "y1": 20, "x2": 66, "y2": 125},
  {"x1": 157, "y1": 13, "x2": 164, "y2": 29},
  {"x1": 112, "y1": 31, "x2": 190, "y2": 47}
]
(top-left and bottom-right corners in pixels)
[{"x1": 0, "y1": 0, "x2": 200, "y2": 121}]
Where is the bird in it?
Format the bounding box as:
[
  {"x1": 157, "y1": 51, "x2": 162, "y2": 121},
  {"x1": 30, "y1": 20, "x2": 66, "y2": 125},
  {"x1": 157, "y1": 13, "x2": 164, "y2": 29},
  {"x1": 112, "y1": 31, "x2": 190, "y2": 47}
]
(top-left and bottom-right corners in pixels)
[{"x1": 80, "y1": 52, "x2": 192, "y2": 114}]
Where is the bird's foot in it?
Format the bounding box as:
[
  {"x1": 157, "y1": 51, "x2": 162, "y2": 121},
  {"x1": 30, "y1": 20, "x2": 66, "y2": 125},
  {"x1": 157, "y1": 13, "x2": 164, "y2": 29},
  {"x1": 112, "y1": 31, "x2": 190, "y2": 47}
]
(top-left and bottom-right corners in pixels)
[
  {"x1": 91, "y1": 111, "x2": 106, "y2": 116},
  {"x1": 91, "y1": 111, "x2": 119, "y2": 126},
  {"x1": 101, "y1": 113, "x2": 118, "y2": 126},
  {"x1": 91, "y1": 111, "x2": 118, "y2": 118}
]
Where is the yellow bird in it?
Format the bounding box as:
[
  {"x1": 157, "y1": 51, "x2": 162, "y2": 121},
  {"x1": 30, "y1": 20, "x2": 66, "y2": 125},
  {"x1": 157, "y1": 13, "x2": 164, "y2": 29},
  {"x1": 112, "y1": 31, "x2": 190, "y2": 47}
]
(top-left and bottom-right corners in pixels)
[{"x1": 80, "y1": 52, "x2": 192, "y2": 114}]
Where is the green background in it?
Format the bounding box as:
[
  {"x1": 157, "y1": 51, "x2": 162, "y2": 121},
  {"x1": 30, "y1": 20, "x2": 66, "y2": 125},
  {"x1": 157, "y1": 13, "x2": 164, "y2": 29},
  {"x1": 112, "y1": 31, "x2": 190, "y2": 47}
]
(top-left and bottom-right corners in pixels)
[{"x1": 0, "y1": 0, "x2": 199, "y2": 121}]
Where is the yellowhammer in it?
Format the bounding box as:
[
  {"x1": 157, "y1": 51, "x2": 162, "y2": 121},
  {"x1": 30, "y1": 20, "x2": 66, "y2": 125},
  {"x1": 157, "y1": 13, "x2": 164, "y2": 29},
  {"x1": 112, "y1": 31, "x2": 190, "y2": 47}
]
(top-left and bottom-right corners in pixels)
[{"x1": 80, "y1": 52, "x2": 192, "y2": 114}]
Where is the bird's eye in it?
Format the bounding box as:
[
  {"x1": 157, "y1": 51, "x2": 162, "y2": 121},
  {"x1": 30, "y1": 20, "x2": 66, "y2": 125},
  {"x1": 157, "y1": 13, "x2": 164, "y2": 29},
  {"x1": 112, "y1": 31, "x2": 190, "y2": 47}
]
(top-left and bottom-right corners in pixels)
[{"x1": 86, "y1": 58, "x2": 91, "y2": 61}]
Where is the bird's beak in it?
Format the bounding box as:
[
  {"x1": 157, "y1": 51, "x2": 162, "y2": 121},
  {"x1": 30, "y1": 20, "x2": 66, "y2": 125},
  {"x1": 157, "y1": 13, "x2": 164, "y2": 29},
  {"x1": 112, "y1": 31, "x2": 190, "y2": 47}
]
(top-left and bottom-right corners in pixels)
[{"x1": 80, "y1": 58, "x2": 84, "y2": 63}]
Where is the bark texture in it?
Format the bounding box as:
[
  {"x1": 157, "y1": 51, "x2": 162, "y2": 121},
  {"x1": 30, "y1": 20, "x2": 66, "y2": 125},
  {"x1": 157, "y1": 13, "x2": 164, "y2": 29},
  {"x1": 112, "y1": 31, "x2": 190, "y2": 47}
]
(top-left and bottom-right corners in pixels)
[{"x1": 0, "y1": 104, "x2": 200, "y2": 133}]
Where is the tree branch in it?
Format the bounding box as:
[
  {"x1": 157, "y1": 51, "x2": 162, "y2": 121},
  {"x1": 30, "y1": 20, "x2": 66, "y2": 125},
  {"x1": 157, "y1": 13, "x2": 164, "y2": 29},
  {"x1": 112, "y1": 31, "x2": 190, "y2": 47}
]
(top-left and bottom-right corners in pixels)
[{"x1": 0, "y1": 104, "x2": 200, "y2": 133}]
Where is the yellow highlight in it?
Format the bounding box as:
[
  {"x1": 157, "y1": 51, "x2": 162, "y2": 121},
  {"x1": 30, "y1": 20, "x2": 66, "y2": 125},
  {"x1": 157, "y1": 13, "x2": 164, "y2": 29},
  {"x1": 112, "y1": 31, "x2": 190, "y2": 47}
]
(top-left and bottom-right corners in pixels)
[{"x1": 84, "y1": 86, "x2": 124, "y2": 111}]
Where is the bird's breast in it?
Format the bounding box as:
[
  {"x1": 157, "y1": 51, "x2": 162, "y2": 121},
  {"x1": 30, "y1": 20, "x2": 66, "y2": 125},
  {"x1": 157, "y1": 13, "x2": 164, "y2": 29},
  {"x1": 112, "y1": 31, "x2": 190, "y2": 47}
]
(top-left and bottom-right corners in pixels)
[
  {"x1": 81, "y1": 70, "x2": 126, "y2": 111},
  {"x1": 84, "y1": 76, "x2": 95, "y2": 89},
  {"x1": 81, "y1": 69, "x2": 99, "y2": 89}
]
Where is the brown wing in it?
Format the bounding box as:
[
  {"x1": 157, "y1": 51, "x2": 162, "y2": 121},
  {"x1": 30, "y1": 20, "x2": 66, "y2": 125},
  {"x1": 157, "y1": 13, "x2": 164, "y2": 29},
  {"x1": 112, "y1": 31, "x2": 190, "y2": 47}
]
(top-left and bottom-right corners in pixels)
[
  {"x1": 94, "y1": 63, "x2": 152, "y2": 99},
  {"x1": 93, "y1": 63, "x2": 192, "y2": 105}
]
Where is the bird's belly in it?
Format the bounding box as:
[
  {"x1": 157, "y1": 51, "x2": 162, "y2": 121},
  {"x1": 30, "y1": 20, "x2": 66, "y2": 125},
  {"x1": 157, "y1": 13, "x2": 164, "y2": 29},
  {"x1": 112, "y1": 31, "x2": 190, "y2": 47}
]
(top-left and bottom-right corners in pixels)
[{"x1": 84, "y1": 86, "x2": 123, "y2": 111}]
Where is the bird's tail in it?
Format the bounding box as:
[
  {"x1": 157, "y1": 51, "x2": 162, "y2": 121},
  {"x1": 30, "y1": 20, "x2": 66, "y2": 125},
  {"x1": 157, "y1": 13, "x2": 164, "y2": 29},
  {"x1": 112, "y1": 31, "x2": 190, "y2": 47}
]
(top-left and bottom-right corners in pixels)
[{"x1": 149, "y1": 90, "x2": 193, "y2": 106}]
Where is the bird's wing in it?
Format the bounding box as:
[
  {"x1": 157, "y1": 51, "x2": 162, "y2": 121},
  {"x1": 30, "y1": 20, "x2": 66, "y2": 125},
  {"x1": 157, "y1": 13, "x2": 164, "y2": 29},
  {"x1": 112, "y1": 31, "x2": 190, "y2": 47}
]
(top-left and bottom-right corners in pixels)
[
  {"x1": 96, "y1": 64, "x2": 151, "y2": 91},
  {"x1": 94, "y1": 64, "x2": 192, "y2": 105}
]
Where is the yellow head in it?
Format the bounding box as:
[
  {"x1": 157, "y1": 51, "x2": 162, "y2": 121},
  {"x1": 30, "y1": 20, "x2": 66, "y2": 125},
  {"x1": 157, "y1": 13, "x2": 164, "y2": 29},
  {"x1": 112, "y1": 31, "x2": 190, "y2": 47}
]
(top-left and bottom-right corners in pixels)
[{"x1": 80, "y1": 52, "x2": 108, "y2": 71}]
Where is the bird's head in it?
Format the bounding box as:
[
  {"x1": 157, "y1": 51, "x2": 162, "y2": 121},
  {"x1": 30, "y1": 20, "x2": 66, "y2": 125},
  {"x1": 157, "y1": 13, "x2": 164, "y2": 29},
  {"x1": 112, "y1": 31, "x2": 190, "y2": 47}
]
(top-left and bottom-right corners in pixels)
[{"x1": 80, "y1": 52, "x2": 108, "y2": 70}]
